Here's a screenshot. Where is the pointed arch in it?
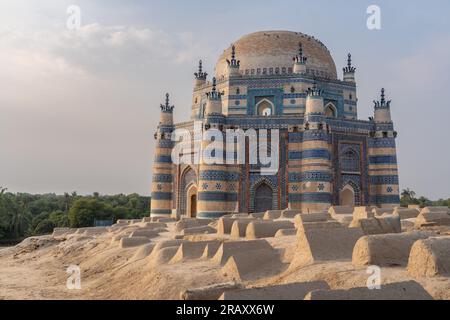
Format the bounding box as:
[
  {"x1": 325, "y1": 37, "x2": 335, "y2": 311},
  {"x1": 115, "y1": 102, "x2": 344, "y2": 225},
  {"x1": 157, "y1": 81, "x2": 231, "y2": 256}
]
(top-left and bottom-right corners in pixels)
[
  {"x1": 340, "y1": 146, "x2": 360, "y2": 173},
  {"x1": 255, "y1": 99, "x2": 274, "y2": 116},
  {"x1": 179, "y1": 166, "x2": 198, "y2": 217},
  {"x1": 340, "y1": 180, "x2": 361, "y2": 207},
  {"x1": 250, "y1": 177, "x2": 278, "y2": 213},
  {"x1": 325, "y1": 102, "x2": 337, "y2": 118}
]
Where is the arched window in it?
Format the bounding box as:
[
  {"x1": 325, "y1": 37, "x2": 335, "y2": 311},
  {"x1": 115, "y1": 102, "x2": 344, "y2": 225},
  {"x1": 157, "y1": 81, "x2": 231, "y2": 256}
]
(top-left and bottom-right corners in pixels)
[
  {"x1": 325, "y1": 103, "x2": 337, "y2": 118},
  {"x1": 256, "y1": 99, "x2": 274, "y2": 116},
  {"x1": 341, "y1": 148, "x2": 360, "y2": 172}
]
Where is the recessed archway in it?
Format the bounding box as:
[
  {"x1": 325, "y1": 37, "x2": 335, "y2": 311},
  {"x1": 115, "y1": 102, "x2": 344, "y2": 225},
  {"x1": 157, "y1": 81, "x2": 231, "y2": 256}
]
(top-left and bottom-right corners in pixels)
[
  {"x1": 256, "y1": 99, "x2": 274, "y2": 116},
  {"x1": 186, "y1": 184, "x2": 198, "y2": 218},
  {"x1": 254, "y1": 182, "x2": 274, "y2": 212},
  {"x1": 340, "y1": 185, "x2": 355, "y2": 207},
  {"x1": 325, "y1": 103, "x2": 337, "y2": 118}
]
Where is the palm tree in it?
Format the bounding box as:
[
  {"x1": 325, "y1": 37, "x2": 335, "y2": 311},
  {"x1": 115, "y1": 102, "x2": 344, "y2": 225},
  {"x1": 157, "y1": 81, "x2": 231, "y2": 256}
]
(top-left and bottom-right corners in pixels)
[
  {"x1": 64, "y1": 192, "x2": 70, "y2": 212},
  {"x1": 401, "y1": 188, "x2": 416, "y2": 200},
  {"x1": 9, "y1": 200, "x2": 31, "y2": 239}
]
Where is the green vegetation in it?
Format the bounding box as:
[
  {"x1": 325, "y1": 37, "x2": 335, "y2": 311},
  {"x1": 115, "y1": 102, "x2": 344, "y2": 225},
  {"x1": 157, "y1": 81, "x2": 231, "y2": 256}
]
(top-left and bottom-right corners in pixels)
[
  {"x1": 0, "y1": 187, "x2": 150, "y2": 243},
  {"x1": 400, "y1": 188, "x2": 450, "y2": 208}
]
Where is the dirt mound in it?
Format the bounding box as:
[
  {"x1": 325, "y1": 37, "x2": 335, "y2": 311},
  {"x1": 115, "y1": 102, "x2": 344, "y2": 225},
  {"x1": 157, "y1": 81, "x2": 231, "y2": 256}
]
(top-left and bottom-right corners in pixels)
[
  {"x1": 246, "y1": 220, "x2": 295, "y2": 239},
  {"x1": 281, "y1": 210, "x2": 300, "y2": 219},
  {"x1": 219, "y1": 281, "x2": 329, "y2": 300},
  {"x1": 120, "y1": 237, "x2": 151, "y2": 249},
  {"x1": 175, "y1": 219, "x2": 213, "y2": 232},
  {"x1": 294, "y1": 213, "x2": 331, "y2": 228},
  {"x1": 352, "y1": 231, "x2": 434, "y2": 267},
  {"x1": 415, "y1": 208, "x2": 450, "y2": 228},
  {"x1": 263, "y1": 210, "x2": 283, "y2": 220},
  {"x1": 356, "y1": 215, "x2": 402, "y2": 235},
  {"x1": 275, "y1": 229, "x2": 297, "y2": 237},
  {"x1": 230, "y1": 220, "x2": 254, "y2": 239},
  {"x1": 407, "y1": 236, "x2": 450, "y2": 278},
  {"x1": 221, "y1": 249, "x2": 284, "y2": 281},
  {"x1": 328, "y1": 206, "x2": 353, "y2": 226},
  {"x1": 212, "y1": 240, "x2": 274, "y2": 265},
  {"x1": 130, "y1": 243, "x2": 156, "y2": 262},
  {"x1": 170, "y1": 240, "x2": 222, "y2": 263},
  {"x1": 394, "y1": 208, "x2": 420, "y2": 220},
  {"x1": 130, "y1": 229, "x2": 160, "y2": 239},
  {"x1": 181, "y1": 226, "x2": 216, "y2": 236},
  {"x1": 305, "y1": 281, "x2": 433, "y2": 300},
  {"x1": 290, "y1": 222, "x2": 364, "y2": 268},
  {"x1": 181, "y1": 282, "x2": 244, "y2": 300}
]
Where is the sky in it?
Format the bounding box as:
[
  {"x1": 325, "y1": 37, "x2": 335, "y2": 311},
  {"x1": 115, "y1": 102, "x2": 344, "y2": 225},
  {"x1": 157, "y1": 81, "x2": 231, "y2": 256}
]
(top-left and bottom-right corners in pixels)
[{"x1": 0, "y1": 0, "x2": 449, "y2": 199}]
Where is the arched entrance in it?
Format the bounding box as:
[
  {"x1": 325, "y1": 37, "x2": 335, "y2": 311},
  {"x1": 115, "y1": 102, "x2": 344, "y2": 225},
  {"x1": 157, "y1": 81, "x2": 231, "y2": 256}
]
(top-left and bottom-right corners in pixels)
[
  {"x1": 256, "y1": 99, "x2": 274, "y2": 116},
  {"x1": 254, "y1": 183, "x2": 273, "y2": 212},
  {"x1": 325, "y1": 103, "x2": 337, "y2": 118},
  {"x1": 186, "y1": 184, "x2": 198, "y2": 218},
  {"x1": 179, "y1": 167, "x2": 197, "y2": 217},
  {"x1": 340, "y1": 185, "x2": 355, "y2": 207}
]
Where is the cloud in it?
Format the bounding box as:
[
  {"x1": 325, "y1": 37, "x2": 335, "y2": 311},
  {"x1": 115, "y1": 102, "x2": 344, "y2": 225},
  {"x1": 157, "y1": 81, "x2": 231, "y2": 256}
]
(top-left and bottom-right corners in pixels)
[{"x1": 0, "y1": 23, "x2": 207, "y2": 79}]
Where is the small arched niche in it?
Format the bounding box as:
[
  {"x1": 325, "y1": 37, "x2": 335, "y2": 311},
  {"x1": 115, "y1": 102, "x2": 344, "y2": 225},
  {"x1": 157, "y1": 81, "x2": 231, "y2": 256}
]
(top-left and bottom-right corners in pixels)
[
  {"x1": 256, "y1": 99, "x2": 274, "y2": 116},
  {"x1": 325, "y1": 103, "x2": 337, "y2": 118},
  {"x1": 340, "y1": 185, "x2": 355, "y2": 207}
]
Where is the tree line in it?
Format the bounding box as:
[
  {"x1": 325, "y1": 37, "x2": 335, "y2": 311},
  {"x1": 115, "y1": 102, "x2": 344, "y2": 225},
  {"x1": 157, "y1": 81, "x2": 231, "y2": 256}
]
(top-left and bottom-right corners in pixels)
[
  {"x1": 400, "y1": 188, "x2": 450, "y2": 208},
  {"x1": 0, "y1": 187, "x2": 150, "y2": 243}
]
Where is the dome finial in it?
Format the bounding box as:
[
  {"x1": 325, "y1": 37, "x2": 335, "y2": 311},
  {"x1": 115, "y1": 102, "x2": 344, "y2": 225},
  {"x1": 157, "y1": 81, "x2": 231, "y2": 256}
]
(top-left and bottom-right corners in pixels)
[
  {"x1": 194, "y1": 59, "x2": 207, "y2": 80},
  {"x1": 343, "y1": 53, "x2": 356, "y2": 73},
  {"x1": 160, "y1": 93, "x2": 174, "y2": 112},
  {"x1": 212, "y1": 77, "x2": 217, "y2": 93},
  {"x1": 206, "y1": 77, "x2": 222, "y2": 100},
  {"x1": 307, "y1": 78, "x2": 322, "y2": 97},
  {"x1": 373, "y1": 88, "x2": 391, "y2": 109},
  {"x1": 294, "y1": 42, "x2": 307, "y2": 64},
  {"x1": 227, "y1": 44, "x2": 240, "y2": 68}
]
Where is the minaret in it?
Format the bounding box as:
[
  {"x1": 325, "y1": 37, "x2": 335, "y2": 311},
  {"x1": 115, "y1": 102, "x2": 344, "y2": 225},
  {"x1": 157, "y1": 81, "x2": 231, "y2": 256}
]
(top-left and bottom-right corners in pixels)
[
  {"x1": 226, "y1": 45, "x2": 241, "y2": 77},
  {"x1": 296, "y1": 80, "x2": 332, "y2": 213},
  {"x1": 368, "y1": 88, "x2": 400, "y2": 208},
  {"x1": 293, "y1": 42, "x2": 307, "y2": 74},
  {"x1": 150, "y1": 93, "x2": 175, "y2": 218},
  {"x1": 373, "y1": 88, "x2": 392, "y2": 122},
  {"x1": 194, "y1": 60, "x2": 207, "y2": 88},
  {"x1": 204, "y1": 77, "x2": 223, "y2": 116},
  {"x1": 196, "y1": 78, "x2": 238, "y2": 218},
  {"x1": 343, "y1": 53, "x2": 356, "y2": 83}
]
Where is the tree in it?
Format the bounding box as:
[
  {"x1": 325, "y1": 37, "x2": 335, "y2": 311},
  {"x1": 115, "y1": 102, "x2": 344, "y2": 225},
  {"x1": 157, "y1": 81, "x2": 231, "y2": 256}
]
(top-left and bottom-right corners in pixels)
[
  {"x1": 34, "y1": 219, "x2": 56, "y2": 235},
  {"x1": 68, "y1": 198, "x2": 114, "y2": 228},
  {"x1": 8, "y1": 199, "x2": 31, "y2": 239},
  {"x1": 401, "y1": 188, "x2": 416, "y2": 200}
]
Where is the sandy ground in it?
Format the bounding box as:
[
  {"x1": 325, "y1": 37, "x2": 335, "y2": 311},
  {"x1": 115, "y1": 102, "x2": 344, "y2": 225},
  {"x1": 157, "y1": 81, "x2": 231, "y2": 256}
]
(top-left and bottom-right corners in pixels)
[{"x1": 0, "y1": 220, "x2": 449, "y2": 300}]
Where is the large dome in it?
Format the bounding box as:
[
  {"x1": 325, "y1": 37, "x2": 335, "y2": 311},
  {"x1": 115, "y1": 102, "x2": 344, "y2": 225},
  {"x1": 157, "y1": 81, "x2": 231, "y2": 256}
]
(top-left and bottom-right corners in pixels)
[{"x1": 215, "y1": 31, "x2": 337, "y2": 79}]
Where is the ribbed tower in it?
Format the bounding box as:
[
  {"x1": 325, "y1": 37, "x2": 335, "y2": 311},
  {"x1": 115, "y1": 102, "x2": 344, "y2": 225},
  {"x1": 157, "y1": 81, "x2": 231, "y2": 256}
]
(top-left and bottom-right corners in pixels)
[
  {"x1": 196, "y1": 78, "x2": 238, "y2": 218},
  {"x1": 226, "y1": 45, "x2": 241, "y2": 78},
  {"x1": 368, "y1": 88, "x2": 400, "y2": 208},
  {"x1": 300, "y1": 81, "x2": 332, "y2": 213},
  {"x1": 293, "y1": 42, "x2": 307, "y2": 74},
  {"x1": 150, "y1": 93, "x2": 175, "y2": 218},
  {"x1": 343, "y1": 53, "x2": 356, "y2": 83},
  {"x1": 194, "y1": 60, "x2": 207, "y2": 88}
]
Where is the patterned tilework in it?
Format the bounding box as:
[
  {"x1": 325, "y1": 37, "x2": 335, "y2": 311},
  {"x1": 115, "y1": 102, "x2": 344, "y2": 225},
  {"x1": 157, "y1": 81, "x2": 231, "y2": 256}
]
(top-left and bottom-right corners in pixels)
[
  {"x1": 368, "y1": 134, "x2": 400, "y2": 207},
  {"x1": 151, "y1": 121, "x2": 174, "y2": 217}
]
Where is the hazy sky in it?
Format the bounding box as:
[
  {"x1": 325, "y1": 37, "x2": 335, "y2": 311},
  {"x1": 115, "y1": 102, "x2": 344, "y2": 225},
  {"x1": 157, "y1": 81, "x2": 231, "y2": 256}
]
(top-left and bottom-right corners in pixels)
[{"x1": 0, "y1": 0, "x2": 449, "y2": 198}]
